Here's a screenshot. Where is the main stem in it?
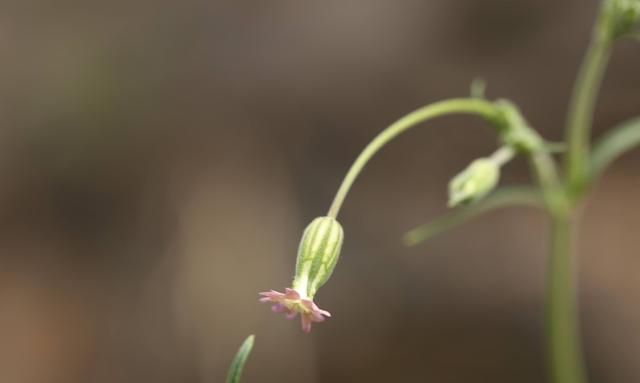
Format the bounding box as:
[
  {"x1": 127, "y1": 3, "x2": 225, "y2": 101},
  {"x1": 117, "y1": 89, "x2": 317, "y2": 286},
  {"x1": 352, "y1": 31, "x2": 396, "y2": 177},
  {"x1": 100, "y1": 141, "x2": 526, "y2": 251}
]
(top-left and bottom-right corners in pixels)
[
  {"x1": 554, "y1": 3, "x2": 616, "y2": 382},
  {"x1": 530, "y1": 147, "x2": 586, "y2": 383},
  {"x1": 327, "y1": 98, "x2": 498, "y2": 218},
  {"x1": 547, "y1": 211, "x2": 586, "y2": 383}
]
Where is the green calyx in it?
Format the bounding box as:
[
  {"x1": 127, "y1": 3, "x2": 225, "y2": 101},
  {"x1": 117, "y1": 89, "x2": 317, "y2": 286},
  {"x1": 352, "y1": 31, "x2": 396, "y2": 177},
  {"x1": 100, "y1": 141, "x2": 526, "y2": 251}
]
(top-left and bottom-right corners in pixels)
[
  {"x1": 448, "y1": 158, "x2": 501, "y2": 207},
  {"x1": 292, "y1": 217, "x2": 344, "y2": 298}
]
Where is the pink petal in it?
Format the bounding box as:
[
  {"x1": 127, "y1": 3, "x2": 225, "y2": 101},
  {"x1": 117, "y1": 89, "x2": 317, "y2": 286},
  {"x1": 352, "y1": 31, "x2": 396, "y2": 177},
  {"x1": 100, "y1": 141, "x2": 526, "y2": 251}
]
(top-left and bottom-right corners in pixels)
[
  {"x1": 309, "y1": 311, "x2": 327, "y2": 322},
  {"x1": 301, "y1": 315, "x2": 312, "y2": 333},
  {"x1": 259, "y1": 290, "x2": 288, "y2": 305},
  {"x1": 259, "y1": 290, "x2": 284, "y2": 299},
  {"x1": 301, "y1": 299, "x2": 331, "y2": 319},
  {"x1": 318, "y1": 309, "x2": 331, "y2": 318},
  {"x1": 271, "y1": 304, "x2": 287, "y2": 313},
  {"x1": 284, "y1": 288, "x2": 300, "y2": 299}
]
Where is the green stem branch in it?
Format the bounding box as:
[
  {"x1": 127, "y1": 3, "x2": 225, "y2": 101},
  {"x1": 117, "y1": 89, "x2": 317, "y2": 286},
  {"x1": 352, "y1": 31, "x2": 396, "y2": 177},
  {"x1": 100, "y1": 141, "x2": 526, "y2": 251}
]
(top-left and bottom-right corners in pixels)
[
  {"x1": 565, "y1": 4, "x2": 613, "y2": 195},
  {"x1": 327, "y1": 98, "x2": 499, "y2": 218}
]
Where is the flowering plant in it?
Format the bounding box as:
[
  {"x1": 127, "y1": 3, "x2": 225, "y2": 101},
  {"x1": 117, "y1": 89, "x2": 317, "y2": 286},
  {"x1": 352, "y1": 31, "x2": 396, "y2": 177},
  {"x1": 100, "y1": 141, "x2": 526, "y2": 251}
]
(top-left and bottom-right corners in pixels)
[{"x1": 225, "y1": 1, "x2": 640, "y2": 382}]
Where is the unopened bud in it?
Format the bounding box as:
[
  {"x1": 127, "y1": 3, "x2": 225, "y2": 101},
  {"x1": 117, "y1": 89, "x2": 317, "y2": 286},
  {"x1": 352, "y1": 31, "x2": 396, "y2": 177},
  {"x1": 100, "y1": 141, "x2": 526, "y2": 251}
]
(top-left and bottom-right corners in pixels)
[
  {"x1": 292, "y1": 217, "x2": 344, "y2": 298},
  {"x1": 448, "y1": 158, "x2": 500, "y2": 207}
]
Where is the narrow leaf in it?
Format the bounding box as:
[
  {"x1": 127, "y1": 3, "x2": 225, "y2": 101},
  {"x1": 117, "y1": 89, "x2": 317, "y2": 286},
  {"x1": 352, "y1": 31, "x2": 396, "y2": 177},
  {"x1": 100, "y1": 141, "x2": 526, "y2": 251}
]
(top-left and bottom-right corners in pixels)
[
  {"x1": 591, "y1": 117, "x2": 640, "y2": 180},
  {"x1": 226, "y1": 335, "x2": 255, "y2": 383},
  {"x1": 403, "y1": 187, "x2": 543, "y2": 246}
]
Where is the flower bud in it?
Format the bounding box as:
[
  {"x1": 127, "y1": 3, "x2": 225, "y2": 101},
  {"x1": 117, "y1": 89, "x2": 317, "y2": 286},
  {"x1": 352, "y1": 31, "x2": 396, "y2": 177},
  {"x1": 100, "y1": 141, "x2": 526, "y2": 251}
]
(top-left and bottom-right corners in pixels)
[
  {"x1": 448, "y1": 158, "x2": 500, "y2": 207},
  {"x1": 292, "y1": 216, "x2": 344, "y2": 299}
]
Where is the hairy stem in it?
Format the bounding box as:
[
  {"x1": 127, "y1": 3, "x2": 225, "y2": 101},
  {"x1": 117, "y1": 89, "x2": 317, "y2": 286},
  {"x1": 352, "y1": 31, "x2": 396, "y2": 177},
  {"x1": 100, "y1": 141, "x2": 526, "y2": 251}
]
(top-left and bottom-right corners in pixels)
[
  {"x1": 327, "y1": 98, "x2": 498, "y2": 218},
  {"x1": 547, "y1": 212, "x2": 586, "y2": 383}
]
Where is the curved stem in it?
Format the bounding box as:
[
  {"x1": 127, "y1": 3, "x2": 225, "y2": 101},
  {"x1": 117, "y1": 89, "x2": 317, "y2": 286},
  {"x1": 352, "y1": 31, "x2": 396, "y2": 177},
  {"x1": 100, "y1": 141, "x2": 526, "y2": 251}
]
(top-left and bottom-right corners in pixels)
[
  {"x1": 327, "y1": 98, "x2": 499, "y2": 218},
  {"x1": 547, "y1": 212, "x2": 586, "y2": 383},
  {"x1": 565, "y1": 5, "x2": 613, "y2": 195}
]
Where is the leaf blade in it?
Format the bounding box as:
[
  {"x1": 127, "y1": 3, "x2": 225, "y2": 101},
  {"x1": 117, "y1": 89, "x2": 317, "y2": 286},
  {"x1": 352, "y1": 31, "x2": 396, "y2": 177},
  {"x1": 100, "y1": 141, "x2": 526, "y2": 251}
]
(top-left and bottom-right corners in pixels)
[
  {"x1": 591, "y1": 117, "x2": 640, "y2": 180},
  {"x1": 225, "y1": 335, "x2": 255, "y2": 383},
  {"x1": 403, "y1": 187, "x2": 543, "y2": 246}
]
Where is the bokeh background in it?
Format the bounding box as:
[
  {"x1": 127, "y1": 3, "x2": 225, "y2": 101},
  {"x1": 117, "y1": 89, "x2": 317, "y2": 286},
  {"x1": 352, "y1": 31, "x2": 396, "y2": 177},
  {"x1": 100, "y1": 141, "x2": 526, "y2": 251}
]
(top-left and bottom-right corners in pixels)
[{"x1": 0, "y1": 0, "x2": 639, "y2": 382}]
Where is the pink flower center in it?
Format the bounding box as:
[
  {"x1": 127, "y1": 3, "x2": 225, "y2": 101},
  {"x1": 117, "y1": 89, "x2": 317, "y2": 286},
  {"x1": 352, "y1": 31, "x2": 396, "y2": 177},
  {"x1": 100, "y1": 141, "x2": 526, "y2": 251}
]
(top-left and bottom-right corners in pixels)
[{"x1": 259, "y1": 288, "x2": 331, "y2": 333}]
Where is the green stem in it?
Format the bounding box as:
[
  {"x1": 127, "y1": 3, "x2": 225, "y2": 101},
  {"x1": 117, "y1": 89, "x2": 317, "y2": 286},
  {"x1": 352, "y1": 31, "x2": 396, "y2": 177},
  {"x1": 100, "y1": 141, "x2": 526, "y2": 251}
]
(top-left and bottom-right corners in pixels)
[
  {"x1": 565, "y1": 4, "x2": 613, "y2": 195},
  {"x1": 528, "y1": 142, "x2": 586, "y2": 383},
  {"x1": 327, "y1": 98, "x2": 499, "y2": 218},
  {"x1": 547, "y1": 212, "x2": 586, "y2": 383},
  {"x1": 489, "y1": 146, "x2": 515, "y2": 166},
  {"x1": 551, "y1": 4, "x2": 618, "y2": 382},
  {"x1": 530, "y1": 152, "x2": 566, "y2": 214}
]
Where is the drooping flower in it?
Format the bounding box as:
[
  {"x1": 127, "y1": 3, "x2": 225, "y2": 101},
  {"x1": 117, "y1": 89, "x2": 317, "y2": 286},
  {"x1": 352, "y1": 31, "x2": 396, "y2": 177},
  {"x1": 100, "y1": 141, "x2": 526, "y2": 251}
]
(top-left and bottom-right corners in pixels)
[
  {"x1": 259, "y1": 216, "x2": 343, "y2": 333},
  {"x1": 259, "y1": 288, "x2": 331, "y2": 333}
]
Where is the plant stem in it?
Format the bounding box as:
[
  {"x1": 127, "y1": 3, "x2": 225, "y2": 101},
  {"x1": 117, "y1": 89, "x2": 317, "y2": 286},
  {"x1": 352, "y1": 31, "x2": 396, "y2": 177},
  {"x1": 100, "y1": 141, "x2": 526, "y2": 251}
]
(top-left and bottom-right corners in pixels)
[
  {"x1": 565, "y1": 3, "x2": 613, "y2": 195},
  {"x1": 489, "y1": 146, "x2": 515, "y2": 166},
  {"x1": 547, "y1": 211, "x2": 586, "y2": 383},
  {"x1": 530, "y1": 152, "x2": 566, "y2": 214},
  {"x1": 528, "y1": 144, "x2": 586, "y2": 383},
  {"x1": 327, "y1": 98, "x2": 499, "y2": 218},
  {"x1": 553, "y1": 4, "x2": 618, "y2": 382}
]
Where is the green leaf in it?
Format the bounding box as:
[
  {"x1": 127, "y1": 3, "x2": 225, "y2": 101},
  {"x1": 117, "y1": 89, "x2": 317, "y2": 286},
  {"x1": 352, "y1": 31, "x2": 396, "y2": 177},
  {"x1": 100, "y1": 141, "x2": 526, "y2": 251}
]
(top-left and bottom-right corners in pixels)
[
  {"x1": 226, "y1": 335, "x2": 255, "y2": 383},
  {"x1": 590, "y1": 117, "x2": 640, "y2": 180},
  {"x1": 403, "y1": 187, "x2": 544, "y2": 246}
]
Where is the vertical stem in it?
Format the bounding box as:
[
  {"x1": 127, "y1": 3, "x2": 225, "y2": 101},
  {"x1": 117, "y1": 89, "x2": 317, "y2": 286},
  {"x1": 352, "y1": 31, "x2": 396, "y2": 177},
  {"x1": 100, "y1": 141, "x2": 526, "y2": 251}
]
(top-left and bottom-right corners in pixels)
[
  {"x1": 555, "y1": 3, "x2": 616, "y2": 380},
  {"x1": 547, "y1": 212, "x2": 586, "y2": 383},
  {"x1": 565, "y1": 3, "x2": 613, "y2": 195}
]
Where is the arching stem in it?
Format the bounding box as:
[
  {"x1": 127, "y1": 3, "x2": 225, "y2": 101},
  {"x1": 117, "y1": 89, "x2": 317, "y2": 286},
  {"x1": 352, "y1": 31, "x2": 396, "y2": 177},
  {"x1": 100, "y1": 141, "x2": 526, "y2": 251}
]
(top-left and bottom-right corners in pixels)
[{"x1": 327, "y1": 98, "x2": 499, "y2": 218}]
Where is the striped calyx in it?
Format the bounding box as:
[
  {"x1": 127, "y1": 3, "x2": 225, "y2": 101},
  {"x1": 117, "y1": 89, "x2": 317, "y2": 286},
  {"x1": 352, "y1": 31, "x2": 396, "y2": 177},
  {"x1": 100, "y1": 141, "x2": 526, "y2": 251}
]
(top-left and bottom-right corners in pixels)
[{"x1": 292, "y1": 216, "x2": 344, "y2": 299}]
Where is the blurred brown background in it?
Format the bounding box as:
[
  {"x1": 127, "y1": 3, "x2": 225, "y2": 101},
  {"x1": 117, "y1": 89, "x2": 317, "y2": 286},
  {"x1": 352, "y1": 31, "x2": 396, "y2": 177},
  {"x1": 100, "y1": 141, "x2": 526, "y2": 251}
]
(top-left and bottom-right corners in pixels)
[{"x1": 0, "y1": 0, "x2": 639, "y2": 382}]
